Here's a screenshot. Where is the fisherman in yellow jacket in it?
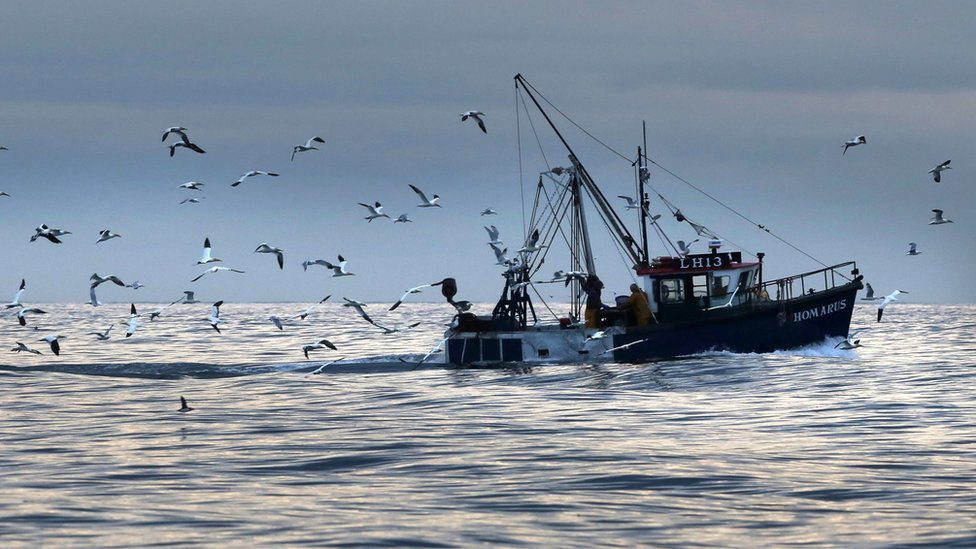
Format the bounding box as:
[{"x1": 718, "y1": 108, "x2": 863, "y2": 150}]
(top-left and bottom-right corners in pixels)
[{"x1": 627, "y1": 283, "x2": 653, "y2": 326}]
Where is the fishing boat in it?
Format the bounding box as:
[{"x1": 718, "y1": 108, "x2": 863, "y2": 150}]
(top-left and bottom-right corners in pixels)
[{"x1": 438, "y1": 74, "x2": 862, "y2": 365}]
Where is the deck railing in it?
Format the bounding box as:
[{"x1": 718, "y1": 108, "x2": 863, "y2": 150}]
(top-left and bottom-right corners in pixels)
[{"x1": 757, "y1": 262, "x2": 859, "y2": 302}]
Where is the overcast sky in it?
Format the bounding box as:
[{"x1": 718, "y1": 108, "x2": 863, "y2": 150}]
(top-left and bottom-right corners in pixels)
[{"x1": 1, "y1": 1, "x2": 974, "y2": 306}]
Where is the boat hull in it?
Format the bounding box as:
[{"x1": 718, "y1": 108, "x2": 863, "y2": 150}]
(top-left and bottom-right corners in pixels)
[{"x1": 444, "y1": 283, "x2": 859, "y2": 365}]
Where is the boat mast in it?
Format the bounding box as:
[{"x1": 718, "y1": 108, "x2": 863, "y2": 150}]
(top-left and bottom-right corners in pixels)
[
  {"x1": 571, "y1": 171, "x2": 597, "y2": 276},
  {"x1": 638, "y1": 121, "x2": 650, "y2": 267}
]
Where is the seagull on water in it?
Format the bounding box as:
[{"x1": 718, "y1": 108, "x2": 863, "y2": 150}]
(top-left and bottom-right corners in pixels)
[
  {"x1": 30, "y1": 224, "x2": 70, "y2": 244},
  {"x1": 842, "y1": 135, "x2": 866, "y2": 155},
  {"x1": 484, "y1": 225, "x2": 503, "y2": 246},
  {"x1": 359, "y1": 201, "x2": 390, "y2": 222},
  {"x1": 303, "y1": 338, "x2": 337, "y2": 359},
  {"x1": 929, "y1": 209, "x2": 953, "y2": 225},
  {"x1": 324, "y1": 255, "x2": 354, "y2": 277},
  {"x1": 342, "y1": 297, "x2": 374, "y2": 325},
  {"x1": 394, "y1": 213, "x2": 412, "y2": 223},
  {"x1": 906, "y1": 242, "x2": 921, "y2": 256},
  {"x1": 196, "y1": 238, "x2": 221, "y2": 264},
  {"x1": 11, "y1": 341, "x2": 42, "y2": 355},
  {"x1": 208, "y1": 301, "x2": 224, "y2": 333},
  {"x1": 461, "y1": 110, "x2": 486, "y2": 133},
  {"x1": 96, "y1": 229, "x2": 122, "y2": 244},
  {"x1": 179, "y1": 396, "x2": 193, "y2": 412},
  {"x1": 834, "y1": 332, "x2": 862, "y2": 350},
  {"x1": 88, "y1": 325, "x2": 114, "y2": 341},
  {"x1": 191, "y1": 266, "x2": 245, "y2": 282},
  {"x1": 161, "y1": 126, "x2": 188, "y2": 142},
  {"x1": 254, "y1": 243, "x2": 285, "y2": 270},
  {"x1": 409, "y1": 184, "x2": 441, "y2": 208},
  {"x1": 179, "y1": 181, "x2": 205, "y2": 191},
  {"x1": 861, "y1": 283, "x2": 882, "y2": 301},
  {"x1": 480, "y1": 208, "x2": 498, "y2": 216},
  {"x1": 125, "y1": 303, "x2": 139, "y2": 337},
  {"x1": 291, "y1": 136, "x2": 325, "y2": 161},
  {"x1": 928, "y1": 160, "x2": 951, "y2": 183},
  {"x1": 517, "y1": 228, "x2": 546, "y2": 253},
  {"x1": 877, "y1": 290, "x2": 908, "y2": 322},
  {"x1": 389, "y1": 284, "x2": 433, "y2": 311},
  {"x1": 617, "y1": 196, "x2": 639, "y2": 210},
  {"x1": 232, "y1": 170, "x2": 279, "y2": 187},
  {"x1": 40, "y1": 335, "x2": 64, "y2": 356},
  {"x1": 5, "y1": 278, "x2": 26, "y2": 309}
]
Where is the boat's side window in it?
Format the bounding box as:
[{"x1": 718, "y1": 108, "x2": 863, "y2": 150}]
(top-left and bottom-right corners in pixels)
[
  {"x1": 659, "y1": 278, "x2": 685, "y2": 303},
  {"x1": 711, "y1": 275, "x2": 730, "y2": 297},
  {"x1": 692, "y1": 275, "x2": 709, "y2": 299},
  {"x1": 737, "y1": 270, "x2": 753, "y2": 292}
]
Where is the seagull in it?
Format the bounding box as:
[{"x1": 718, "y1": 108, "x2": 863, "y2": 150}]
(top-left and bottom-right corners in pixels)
[
  {"x1": 183, "y1": 291, "x2": 198, "y2": 304},
  {"x1": 676, "y1": 239, "x2": 699, "y2": 257},
  {"x1": 178, "y1": 396, "x2": 193, "y2": 412},
  {"x1": 409, "y1": 184, "x2": 441, "y2": 208},
  {"x1": 291, "y1": 136, "x2": 325, "y2": 161},
  {"x1": 580, "y1": 330, "x2": 610, "y2": 351},
  {"x1": 834, "y1": 332, "x2": 862, "y2": 350},
  {"x1": 11, "y1": 341, "x2": 42, "y2": 355},
  {"x1": 40, "y1": 335, "x2": 63, "y2": 356},
  {"x1": 180, "y1": 197, "x2": 205, "y2": 204},
  {"x1": 373, "y1": 321, "x2": 422, "y2": 335},
  {"x1": 178, "y1": 181, "x2": 205, "y2": 191},
  {"x1": 517, "y1": 228, "x2": 546, "y2": 253},
  {"x1": 394, "y1": 214, "x2": 412, "y2": 223},
  {"x1": 906, "y1": 242, "x2": 921, "y2": 256},
  {"x1": 451, "y1": 300, "x2": 473, "y2": 313},
  {"x1": 232, "y1": 170, "x2": 279, "y2": 187},
  {"x1": 842, "y1": 135, "x2": 866, "y2": 155},
  {"x1": 268, "y1": 315, "x2": 284, "y2": 330},
  {"x1": 5, "y1": 278, "x2": 26, "y2": 309},
  {"x1": 196, "y1": 237, "x2": 222, "y2": 264},
  {"x1": 88, "y1": 286, "x2": 102, "y2": 308},
  {"x1": 191, "y1": 266, "x2": 245, "y2": 282},
  {"x1": 125, "y1": 303, "x2": 139, "y2": 337},
  {"x1": 161, "y1": 126, "x2": 188, "y2": 142},
  {"x1": 342, "y1": 297, "x2": 374, "y2": 325},
  {"x1": 148, "y1": 295, "x2": 186, "y2": 321},
  {"x1": 480, "y1": 208, "x2": 498, "y2": 216},
  {"x1": 0, "y1": 191, "x2": 9, "y2": 197},
  {"x1": 290, "y1": 296, "x2": 331, "y2": 321},
  {"x1": 254, "y1": 243, "x2": 285, "y2": 270},
  {"x1": 30, "y1": 224, "x2": 70, "y2": 244},
  {"x1": 460, "y1": 110, "x2": 487, "y2": 133},
  {"x1": 303, "y1": 338, "x2": 337, "y2": 359},
  {"x1": 877, "y1": 290, "x2": 908, "y2": 322},
  {"x1": 929, "y1": 209, "x2": 954, "y2": 225},
  {"x1": 301, "y1": 259, "x2": 329, "y2": 271},
  {"x1": 126, "y1": 280, "x2": 144, "y2": 289},
  {"x1": 618, "y1": 196, "x2": 639, "y2": 210},
  {"x1": 489, "y1": 242, "x2": 510, "y2": 266},
  {"x1": 861, "y1": 283, "x2": 882, "y2": 301},
  {"x1": 324, "y1": 255, "x2": 354, "y2": 277},
  {"x1": 389, "y1": 284, "x2": 433, "y2": 311},
  {"x1": 208, "y1": 301, "x2": 224, "y2": 333},
  {"x1": 310, "y1": 357, "x2": 346, "y2": 375},
  {"x1": 167, "y1": 140, "x2": 206, "y2": 157},
  {"x1": 484, "y1": 225, "x2": 503, "y2": 246},
  {"x1": 359, "y1": 201, "x2": 390, "y2": 222},
  {"x1": 0, "y1": 145, "x2": 7, "y2": 151},
  {"x1": 90, "y1": 273, "x2": 126, "y2": 289},
  {"x1": 89, "y1": 324, "x2": 114, "y2": 341},
  {"x1": 600, "y1": 337, "x2": 651, "y2": 355},
  {"x1": 928, "y1": 160, "x2": 951, "y2": 183},
  {"x1": 96, "y1": 229, "x2": 122, "y2": 243}
]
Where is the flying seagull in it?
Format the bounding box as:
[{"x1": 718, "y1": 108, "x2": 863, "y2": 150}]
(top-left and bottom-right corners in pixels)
[
  {"x1": 861, "y1": 283, "x2": 881, "y2": 301},
  {"x1": 254, "y1": 243, "x2": 285, "y2": 270},
  {"x1": 484, "y1": 225, "x2": 503, "y2": 246},
  {"x1": 842, "y1": 135, "x2": 866, "y2": 155},
  {"x1": 373, "y1": 321, "x2": 422, "y2": 335},
  {"x1": 96, "y1": 229, "x2": 122, "y2": 243},
  {"x1": 191, "y1": 266, "x2": 245, "y2": 282},
  {"x1": 30, "y1": 224, "x2": 70, "y2": 244},
  {"x1": 208, "y1": 301, "x2": 224, "y2": 333},
  {"x1": 877, "y1": 290, "x2": 908, "y2": 322},
  {"x1": 302, "y1": 338, "x2": 337, "y2": 359},
  {"x1": 232, "y1": 170, "x2": 279, "y2": 187},
  {"x1": 292, "y1": 136, "x2": 325, "y2": 161},
  {"x1": 834, "y1": 332, "x2": 862, "y2": 350},
  {"x1": 179, "y1": 396, "x2": 193, "y2": 412},
  {"x1": 461, "y1": 110, "x2": 487, "y2": 133},
  {"x1": 394, "y1": 214, "x2": 412, "y2": 223},
  {"x1": 928, "y1": 160, "x2": 951, "y2": 183},
  {"x1": 409, "y1": 184, "x2": 441, "y2": 208},
  {"x1": 290, "y1": 296, "x2": 331, "y2": 321},
  {"x1": 161, "y1": 126, "x2": 188, "y2": 142},
  {"x1": 88, "y1": 324, "x2": 114, "y2": 341},
  {"x1": 489, "y1": 242, "x2": 510, "y2": 266},
  {"x1": 906, "y1": 242, "x2": 921, "y2": 256},
  {"x1": 389, "y1": 284, "x2": 433, "y2": 311},
  {"x1": 0, "y1": 191, "x2": 9, "y2": 197},
  {"x1": 929, "y1": 209, "x2": 954, "y2": 225},
  {"x1": 181, "y1": 197, "x2": 205, "y2": 204},
  {"x1": 5, "y1": 278, "x2": 26, "y2": 309},
  {"x1": 125, "y1": 303, "x2": 139, "y2": 337},
  {"x1": 178, "y1": 181, "x2": 205, "y2": 191},
  {"x1": 183, "y1": 291, "x2": 198, "y2": 303},
  {"x1": 268, "y1": 315, "x2": 284, "y2": 330},
  {"x1": 148, "y1": 295, "x2": 186, "y2": 321},
  {"x1": 341, "y1": 297, "x2": 374, "y2": 325},
  {"x1": 676, "y1": 239, "x2": 699, "y2": 258},
  {"x1": 618, "y1": 196, "x2": 639, "y2": 210},
  {"x1": 167, "y1": 140, "x2": 206, "y2": 157},
  {"x1": 301, "y1": 259, "x2": 329, "y2": 271},
  {"x1": 359, "y1": 201, "x2": 390, "y2": 222},
  {"x1": 11, "y1": 341, "x2": 42, "y2": 355},
  {"x1": 324, "y1": 255, "x2": 354, "y2": 277},
  {"x1": 480, "y1": 208, "x2": 498, "y2": 216},
  {"x1": 196, "y1": 237, "x2": 221, "y2": 264},
  {"x1": 126, "y1": 280, "x2": 144, "y2": 289},
  {"x1": 517, "y1": 228, "x2": 545, "y2": 253},
  {"x1": 40, "y1": 335, "x2": 64, "y2": 356},
  {"x1": 90, "y1": 273, "x2": 126, "y2": 289}
]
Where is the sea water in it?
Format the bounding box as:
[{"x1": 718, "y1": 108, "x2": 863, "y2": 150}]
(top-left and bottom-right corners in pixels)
[{"x1": 1, "y1": 303, "x2": 974, "y2": 547}]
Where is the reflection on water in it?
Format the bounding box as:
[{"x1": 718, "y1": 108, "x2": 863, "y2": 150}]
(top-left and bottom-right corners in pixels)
[{"x1": 1, "y1": 303, "x2": 974, "y2": 546}]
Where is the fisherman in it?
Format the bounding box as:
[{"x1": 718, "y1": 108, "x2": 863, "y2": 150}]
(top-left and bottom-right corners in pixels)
[
  {"x1": 626, "y1": 283, "x2": 652, "y2": 326},
  {"x1": 582, "y1": 274, "x2": 604, "y2": 328}
]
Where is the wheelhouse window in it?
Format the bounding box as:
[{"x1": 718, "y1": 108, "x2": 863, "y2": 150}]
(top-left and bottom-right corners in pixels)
[
  {"x1": 660, "y1": 278, "x2": 685, "y2": 303},
  {"x1": 710, "y1": 274, "x2": 731, "y2": 297},
  {"x1": 692, "y1": 275, "x2": 709, "y2": 299}
]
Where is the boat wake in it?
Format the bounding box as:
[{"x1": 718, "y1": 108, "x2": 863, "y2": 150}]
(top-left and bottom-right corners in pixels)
[{"x1": 693, "y1": 337, "x2": 859, "y2": 360}]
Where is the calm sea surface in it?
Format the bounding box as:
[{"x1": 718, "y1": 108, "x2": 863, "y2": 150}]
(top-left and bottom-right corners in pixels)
[{"x1": 1, "y1": 302, "x2": 974, "y2": 547}]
